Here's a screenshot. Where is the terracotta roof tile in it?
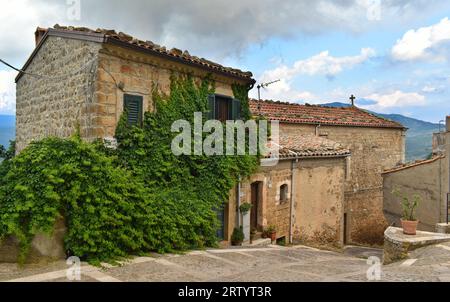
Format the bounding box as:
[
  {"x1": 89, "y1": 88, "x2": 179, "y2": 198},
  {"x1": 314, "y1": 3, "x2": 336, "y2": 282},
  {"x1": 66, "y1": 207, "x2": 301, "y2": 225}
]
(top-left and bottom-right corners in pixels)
[
  {"x1": 266, "y1": 134, "x2": 350, "y2": 159},
  {"x1": 250, "y1": 99, "x2": 405, "y2": 129},
  {"x1": 33, "y1": 25, "x2": 254, "y2": 81},
  {"x1": 382, "y1": 155, "x2": 445, "y2": 174}
]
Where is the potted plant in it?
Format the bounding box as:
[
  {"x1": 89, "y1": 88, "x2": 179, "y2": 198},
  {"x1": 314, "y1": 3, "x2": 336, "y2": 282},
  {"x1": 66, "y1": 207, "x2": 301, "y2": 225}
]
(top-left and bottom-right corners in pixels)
[
  {"x1": 250, "y1": 228, "x2": 258, "y2": 243},
  {"x1": 239, "y1": 203, "x2": 252, "y2": 215},
  {"x1": 265, "y1": 225, "x2": 277, "y2": 241},
  {"x1": 393, "y1": 188, "x2": 421, "y2": 235},
  {"x1": 231, "y1": 226, "x2": 245, "y2": 246}
]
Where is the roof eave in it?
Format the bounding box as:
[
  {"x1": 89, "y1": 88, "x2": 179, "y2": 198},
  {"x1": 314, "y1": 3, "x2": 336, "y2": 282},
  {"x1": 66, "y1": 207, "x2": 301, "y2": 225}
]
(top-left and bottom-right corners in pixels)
[
  {"x1": 104, "y1": 37, "x2": 255, "y2": 83},
  {"x1": 15, "y1": 28, "x2": 255, "y2": 84},
  {"x1": 258, "y1": 118, "x2": 407, "y2": 130},
  {"x1": 267, "y1": 152, "x2": 351, "y2": 161}
]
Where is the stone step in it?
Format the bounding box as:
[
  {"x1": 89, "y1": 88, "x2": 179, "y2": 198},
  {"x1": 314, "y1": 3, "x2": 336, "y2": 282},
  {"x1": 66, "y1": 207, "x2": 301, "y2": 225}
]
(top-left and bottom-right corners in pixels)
[{"x1": 243, "y1": 238, "x2": 272, "y2": 248}]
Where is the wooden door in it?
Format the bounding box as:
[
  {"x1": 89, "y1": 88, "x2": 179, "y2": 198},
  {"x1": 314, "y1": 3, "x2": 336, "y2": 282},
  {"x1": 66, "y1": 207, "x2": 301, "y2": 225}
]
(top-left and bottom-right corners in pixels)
[{"x1": 251, "y1": 182, "x2": 260, "y2": 230}]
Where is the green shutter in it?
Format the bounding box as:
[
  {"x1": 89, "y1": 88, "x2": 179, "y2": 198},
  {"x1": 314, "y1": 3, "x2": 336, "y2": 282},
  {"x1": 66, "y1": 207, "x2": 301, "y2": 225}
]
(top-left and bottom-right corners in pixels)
[
  {"x1": 207, "y1": 94, "x2": 216, "y2": 120},
  {"x1": 232, "y1": 99, "x2": 241, "y2": 120},
  {"x1": 124, "y1": 94, "x2": 143, "y2": 126}
]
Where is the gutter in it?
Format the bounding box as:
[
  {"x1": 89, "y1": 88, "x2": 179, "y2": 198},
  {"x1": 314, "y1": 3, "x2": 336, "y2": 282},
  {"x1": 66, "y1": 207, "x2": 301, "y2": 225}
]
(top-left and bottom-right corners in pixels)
[{"x1": 237, "y1": 176, "x2": 242, "y2": 227}]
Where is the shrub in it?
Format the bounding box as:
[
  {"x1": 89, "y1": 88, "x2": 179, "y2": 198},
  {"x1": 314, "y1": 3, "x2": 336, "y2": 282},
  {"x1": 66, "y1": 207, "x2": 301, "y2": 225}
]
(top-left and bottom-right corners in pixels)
[
  {"x1": 0, "y1": 75, "x2": 259, "y2": 263},
  {"x1": 231, "y1": 227, "x2": 244, "y2": 245}
]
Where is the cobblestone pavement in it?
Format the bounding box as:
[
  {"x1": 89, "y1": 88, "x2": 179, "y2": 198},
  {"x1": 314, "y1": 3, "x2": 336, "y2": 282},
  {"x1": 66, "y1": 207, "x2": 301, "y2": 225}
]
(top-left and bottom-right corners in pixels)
[{"x1": 1, "y1": 243, "x2": 450, "y2": 282}]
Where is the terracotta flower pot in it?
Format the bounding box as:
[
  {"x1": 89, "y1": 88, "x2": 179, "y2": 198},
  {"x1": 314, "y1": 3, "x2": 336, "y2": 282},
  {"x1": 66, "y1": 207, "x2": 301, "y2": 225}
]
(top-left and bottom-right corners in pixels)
[
  {"x1": 270, "y1": 232, "x2": 277, "y2": 241},
  {"x1": 401, "y1": 219, "x2": 419, "y2": 235}
]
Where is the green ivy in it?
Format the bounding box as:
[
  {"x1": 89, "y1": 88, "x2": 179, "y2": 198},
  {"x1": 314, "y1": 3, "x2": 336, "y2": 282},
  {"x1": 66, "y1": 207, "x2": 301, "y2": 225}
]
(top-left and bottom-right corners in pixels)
[
  {"x1": 0, "y1": 74, "x2": 259, "y2": 264},
  {"x1": 232, "y1": 84, "x2": 252, "y2": 120}
]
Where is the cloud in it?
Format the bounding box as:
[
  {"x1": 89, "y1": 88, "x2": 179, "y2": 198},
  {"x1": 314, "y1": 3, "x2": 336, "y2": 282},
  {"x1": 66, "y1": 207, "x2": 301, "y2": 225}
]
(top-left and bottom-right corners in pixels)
[
  {"x1": 355, "y1": 98, "x2": 378, "y2": 106},
  {"x1": 0, "y1": 0, "x2": 444, "y2": 63},
  {"x1": 391, "y1": 17, "x2": 450, "y2": 62},
  {"x1": 0, "y1": 70, "x2": 17, "y2": 114},
  {"x1": 249, "y1": 78, "x2": 319, "y2": 103},
  {"x1": 0, "y1": 1, "x2": 63, "y2": 63},
  {"x1": 422, "y1": 85, "x2": 441, "y2": 93},
  {"x1": 253, "y1": 48, "x2": 375, "y2": 101},
  {"x1": 261, "y1": 48, "x2": 375, "y2": 82},
  {"x1": 361, "y1": 90, "x2": 426, "y2": 111}
]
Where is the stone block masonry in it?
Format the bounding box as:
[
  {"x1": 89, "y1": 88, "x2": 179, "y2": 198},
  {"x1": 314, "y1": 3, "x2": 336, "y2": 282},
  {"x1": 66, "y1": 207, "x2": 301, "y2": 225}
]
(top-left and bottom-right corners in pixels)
[
  {"x1": 16, "y1": 36, "x2": 102, "y2": 153},
  {"x1": 15, "y1": 36, "x2": 247, "y2": 153},
  {"x1": 383, "y1": 226, "x2": 450, "y2": 264},
  {"x1": 280, "y1": 124, "x2": 405, "y2": 245}
]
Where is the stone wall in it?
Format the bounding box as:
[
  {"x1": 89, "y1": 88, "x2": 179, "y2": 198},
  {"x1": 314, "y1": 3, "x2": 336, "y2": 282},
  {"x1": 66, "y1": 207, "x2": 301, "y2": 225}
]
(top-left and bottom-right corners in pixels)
[
  {"x1": 0, "y1": 218, "x2": 66, "y2": 263},
  {"x1": 292, "y1": 157, "x2": 346, "y2": 248},
  {"x1": 280, "y1": 123, "x2": 405, "y2": 245},
  {"x1": 16, "y1": 38, "x2": 248, "y2": 151},
  {"x1": 16, "y1": 36, "x2": 102, "y2": 152},
  {"x1": 383, "y1": 156, "x2": 448, "y2": 232},
  {"x1": 238, "y1": 160, "x2": 293, "y2": 241},
  {"x1": 383, "y1": 226, "x2": 450, "y2": 264},
  {"x1": 94, "y1": 44, "x2": 243, "y2": 138},
  {"x1": 230, "y1": 157, "x2": 346, "y2": 248}
]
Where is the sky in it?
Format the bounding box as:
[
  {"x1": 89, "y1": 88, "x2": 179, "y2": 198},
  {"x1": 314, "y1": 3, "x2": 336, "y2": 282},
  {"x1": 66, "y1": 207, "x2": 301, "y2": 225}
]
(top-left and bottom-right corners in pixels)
[{"x1": 1, "y1": 0, "x2": 450, "y2": 122}]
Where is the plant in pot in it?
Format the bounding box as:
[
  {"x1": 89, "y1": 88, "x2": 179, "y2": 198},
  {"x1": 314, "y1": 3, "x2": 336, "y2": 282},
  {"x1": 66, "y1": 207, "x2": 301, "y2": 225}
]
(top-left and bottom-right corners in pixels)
[
  {"x1": 231, "y1": 226, "x2": 245, "y2": 246},
  {"x1": 265, "y1": 225, "x2": 277, "y2": 242},
  {"x1": 393, "y1": 188, "x2": 421, "y2": 235},
  {"x1": 239, "y1": 203, "x2": 252, "y2": 216},
  {"x1": 250, "y1": 228, "x2": 258, "y2": 243}
]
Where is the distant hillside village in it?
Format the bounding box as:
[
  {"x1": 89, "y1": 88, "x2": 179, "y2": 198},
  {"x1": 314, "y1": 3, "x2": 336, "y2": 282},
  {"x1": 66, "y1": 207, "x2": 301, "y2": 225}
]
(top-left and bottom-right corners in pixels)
[{"x1": 1, "y1": 25, "x2": 448, "y2": 261}]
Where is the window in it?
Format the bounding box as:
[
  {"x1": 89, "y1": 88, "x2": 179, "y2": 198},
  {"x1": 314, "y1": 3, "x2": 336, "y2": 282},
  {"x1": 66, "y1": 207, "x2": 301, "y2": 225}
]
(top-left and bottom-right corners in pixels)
[
  {"x1": 208, "y1": 94, "x2": 241, "y2": 122},
  {"x1": 280, "y1": 184, "x2": 289, "y2": 203},
  {"x1": 124, "y1": 94, "x2": 143, "y2": 126}
]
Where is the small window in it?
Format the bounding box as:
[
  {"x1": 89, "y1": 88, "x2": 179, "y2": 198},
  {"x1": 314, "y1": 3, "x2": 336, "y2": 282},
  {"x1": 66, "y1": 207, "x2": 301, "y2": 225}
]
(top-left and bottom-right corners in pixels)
[
  {"x1": 280, "y1": 184, "x2": 289, "y2": 203},
  {"x1": 124, "y1": 94, "x2": 143, "y2": 126},
  {"x1": 208, "y1": 94, "x2": 241, "y2": 122}
]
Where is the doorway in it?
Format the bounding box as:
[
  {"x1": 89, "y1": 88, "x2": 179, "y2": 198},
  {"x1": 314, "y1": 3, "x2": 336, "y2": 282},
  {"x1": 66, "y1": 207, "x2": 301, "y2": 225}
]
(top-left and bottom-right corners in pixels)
[
  {"x1": 344, "y1": 213, "x2": 348, "y2": 245},
  {"x1": 251, "y1": 182, "x2": 262, "y2": 231},
  {"x1": 216, "y1": 204, "x2": 225, "y2": 240}
]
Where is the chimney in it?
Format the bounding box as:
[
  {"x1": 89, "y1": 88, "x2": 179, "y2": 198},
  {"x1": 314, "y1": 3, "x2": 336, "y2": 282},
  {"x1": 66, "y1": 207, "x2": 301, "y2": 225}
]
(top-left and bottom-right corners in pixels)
[
  {"x1": 35, "y1": 27, "x2": 47, "y2": 46},
  {"x1": 446, "y1": 116, "x2": 450, "y2": 132}
]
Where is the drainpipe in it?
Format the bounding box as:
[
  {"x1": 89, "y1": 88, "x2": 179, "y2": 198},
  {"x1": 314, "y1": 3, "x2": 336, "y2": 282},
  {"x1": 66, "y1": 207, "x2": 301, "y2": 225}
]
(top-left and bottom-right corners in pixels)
[
  {"x1": 289, "y1": 158, "x2": 298, "y2": 244},
  {"x1": 237, "y1": 175, "x2": 242, "y2": 227}
]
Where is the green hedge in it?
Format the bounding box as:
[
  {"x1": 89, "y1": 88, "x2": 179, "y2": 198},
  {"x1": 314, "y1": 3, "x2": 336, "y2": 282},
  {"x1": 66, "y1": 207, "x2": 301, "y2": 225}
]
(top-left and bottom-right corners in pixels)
[{"x1": 0, "y1": 75, "x2": 258, "y2": 264}]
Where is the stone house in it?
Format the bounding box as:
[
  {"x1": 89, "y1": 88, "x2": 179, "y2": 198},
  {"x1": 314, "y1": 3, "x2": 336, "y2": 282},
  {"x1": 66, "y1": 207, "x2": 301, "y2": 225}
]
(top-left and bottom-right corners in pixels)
[
  {"x1": 15, "y1": 25, "x2": 397, "y2": 250},
  {"x1": 383, "y1": 116, "x2": 450, "y2": 232},
  {"x1": 250, "y1": 100, "x2": 406, "y2": 245},
  {"x1": 230, "y1": 135, "x2": 350, "y2": 247},
  {"x1": 15, "y1": 25, "x2": 255, "y2": 152}
]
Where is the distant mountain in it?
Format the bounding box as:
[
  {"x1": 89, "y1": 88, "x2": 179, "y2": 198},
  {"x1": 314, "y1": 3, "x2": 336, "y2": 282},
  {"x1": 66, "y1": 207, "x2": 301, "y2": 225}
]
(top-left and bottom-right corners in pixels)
[
  {"x1": 320, "y1": 102, "x2": 440, "y2": 161},
  {"x1": 0, "y1": 116, "x2": 15, "y2": 149}
]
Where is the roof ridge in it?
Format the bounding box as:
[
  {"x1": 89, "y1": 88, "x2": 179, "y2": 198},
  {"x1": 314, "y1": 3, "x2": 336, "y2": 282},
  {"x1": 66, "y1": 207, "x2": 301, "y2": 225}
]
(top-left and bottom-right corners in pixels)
[
  {"x1": 249, "y1": 99, "x2": 406, "y2": 129},
  {"x1": 250, "y1": 99, "x2": 351, "y2": 109},
  {"x1": 356, "y1": 107, "x2": 404, "y2": 127}
]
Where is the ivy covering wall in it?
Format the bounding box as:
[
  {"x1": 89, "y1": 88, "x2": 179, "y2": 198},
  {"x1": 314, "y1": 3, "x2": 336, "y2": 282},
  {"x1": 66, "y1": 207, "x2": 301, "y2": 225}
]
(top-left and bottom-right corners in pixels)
[{"x1": 0, "y1": 75, "x2": 259, "y2": 264}]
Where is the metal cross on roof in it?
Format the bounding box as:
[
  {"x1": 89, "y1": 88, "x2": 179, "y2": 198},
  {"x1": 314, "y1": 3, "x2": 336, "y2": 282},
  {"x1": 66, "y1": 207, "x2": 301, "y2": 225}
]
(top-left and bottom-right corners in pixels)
[{"x1": 350, "y1": 95, "x2": 356, "y2": 106}]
